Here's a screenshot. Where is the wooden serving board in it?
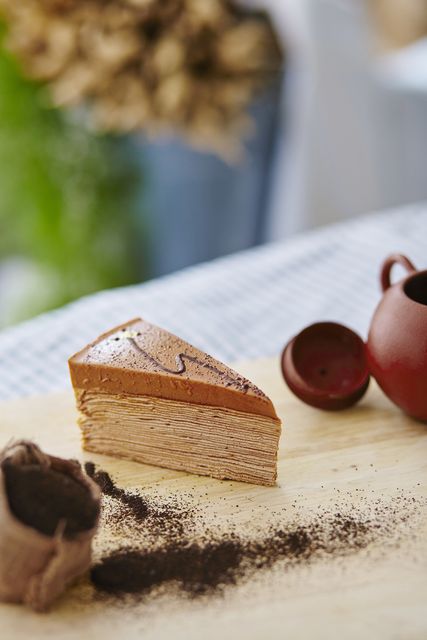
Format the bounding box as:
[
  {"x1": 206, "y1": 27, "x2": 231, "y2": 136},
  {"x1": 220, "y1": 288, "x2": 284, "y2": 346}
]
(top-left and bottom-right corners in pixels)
[{"x1": 0, "y1": 357, "x2": 426, "y2": 640}]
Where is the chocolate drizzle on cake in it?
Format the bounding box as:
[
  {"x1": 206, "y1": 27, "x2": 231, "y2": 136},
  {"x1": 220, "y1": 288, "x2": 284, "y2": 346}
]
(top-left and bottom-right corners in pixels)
[{"x1": 128, "y1": 336, "x2": 250, "y2": 392}]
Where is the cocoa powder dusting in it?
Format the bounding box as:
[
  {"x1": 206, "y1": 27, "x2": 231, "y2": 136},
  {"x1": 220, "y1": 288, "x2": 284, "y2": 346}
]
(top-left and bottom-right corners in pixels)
[
  {"x1": 91, "y1": 540, "x2": 243, "y2": 597},
  {"x1": 91, "y1": 514, "x2": 378, "y2": 598},
  {"x1": 85, "y1": 462, "x2": 188, "y2": 538},
  {"x1": 85, "y1": 465, "x2": 149, "y2": 520},
  {"x1": 4, "y1": 462, "x2": 99, "y2": 537},
  {"x1": 86, "y1": 464, "x2": 424, "y2": 602}
]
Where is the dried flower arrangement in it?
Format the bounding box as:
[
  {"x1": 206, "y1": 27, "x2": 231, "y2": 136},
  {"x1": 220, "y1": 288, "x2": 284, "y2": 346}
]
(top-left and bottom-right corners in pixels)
[{"x1": 0, "y1": 0, "x2": 282, "y2": 159}]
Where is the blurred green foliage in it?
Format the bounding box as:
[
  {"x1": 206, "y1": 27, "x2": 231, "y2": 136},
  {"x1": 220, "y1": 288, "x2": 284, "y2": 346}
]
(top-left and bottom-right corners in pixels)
[{"x1": 0, "y1": 31, "x2": 144, "y2": 324}]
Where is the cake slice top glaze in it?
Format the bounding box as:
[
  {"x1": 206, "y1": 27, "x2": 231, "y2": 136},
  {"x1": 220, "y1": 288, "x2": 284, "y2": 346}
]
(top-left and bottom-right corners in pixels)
[{"x1": 69, "y1": 318, "x2": 279, "y2": 420}]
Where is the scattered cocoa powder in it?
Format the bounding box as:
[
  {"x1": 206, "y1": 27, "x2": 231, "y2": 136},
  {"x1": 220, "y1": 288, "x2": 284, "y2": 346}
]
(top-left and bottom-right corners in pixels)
[
  {"x1": 85, "y1": 464, "x2": 149, "y2": 520},
  {"x1": 3, "y1": 462, "x2": 99, "y2": 538},
  {"x1": 85, "y1": 463, "x2": 191, "y2": 539},
  {"x1": 90, "y1": 512, "x2": 380, "y2": 597},
  {"x1": 87, "y1": 463, "x2": 423, "y2": 602},
  {"x1": 91, "y1": 540, "x2": 243, "y2": 597}
]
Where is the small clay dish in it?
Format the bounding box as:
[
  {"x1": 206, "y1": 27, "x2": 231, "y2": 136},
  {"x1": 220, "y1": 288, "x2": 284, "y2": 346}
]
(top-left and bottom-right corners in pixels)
[{"x1": 281, "y1": 322, "x2": 369, "y2": 410}]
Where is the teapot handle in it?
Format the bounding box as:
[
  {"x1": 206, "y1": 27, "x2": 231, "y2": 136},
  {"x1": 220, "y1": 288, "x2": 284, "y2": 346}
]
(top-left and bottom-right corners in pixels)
[{"x1": 381, "y1": 254, "x2": 417, "y2": 292}]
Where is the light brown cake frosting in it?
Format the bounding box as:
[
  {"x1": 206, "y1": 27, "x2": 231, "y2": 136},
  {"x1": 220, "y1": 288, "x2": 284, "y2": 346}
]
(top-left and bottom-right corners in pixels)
[{"x1": 69, "y1": 318, "x2": 278, "y2": 420}]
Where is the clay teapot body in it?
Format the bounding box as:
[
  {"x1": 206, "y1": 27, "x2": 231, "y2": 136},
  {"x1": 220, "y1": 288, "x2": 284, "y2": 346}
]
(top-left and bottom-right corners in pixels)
[{"x1": 367, "y1": 254, "x2": 427, "y2": 422}]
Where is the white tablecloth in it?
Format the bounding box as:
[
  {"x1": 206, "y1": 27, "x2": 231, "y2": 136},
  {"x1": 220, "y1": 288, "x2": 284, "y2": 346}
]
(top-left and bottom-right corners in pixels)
[{"x1": 0, "y1": 203, "x2": 426, "y2": 401}]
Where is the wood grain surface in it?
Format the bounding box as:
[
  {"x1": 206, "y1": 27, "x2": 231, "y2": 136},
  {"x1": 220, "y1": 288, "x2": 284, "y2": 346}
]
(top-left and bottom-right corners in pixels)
[{"x1": 0, "y1": 357, "x2": 426, "y2": 640}]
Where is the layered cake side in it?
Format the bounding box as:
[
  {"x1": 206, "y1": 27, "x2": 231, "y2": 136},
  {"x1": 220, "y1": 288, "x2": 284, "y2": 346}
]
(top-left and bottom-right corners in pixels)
[{"x1": 68, "y1": 318, "x2": 282, "y2": 485}]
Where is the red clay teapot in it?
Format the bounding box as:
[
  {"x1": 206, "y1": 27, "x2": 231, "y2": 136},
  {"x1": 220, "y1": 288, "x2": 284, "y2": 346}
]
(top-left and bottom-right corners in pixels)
[
  {"x1": 367, "y1": 254, "x2": 427, "y2": 422},
  {"x1": 282, "y1": 254, "x2": 427, "y2": 422}
]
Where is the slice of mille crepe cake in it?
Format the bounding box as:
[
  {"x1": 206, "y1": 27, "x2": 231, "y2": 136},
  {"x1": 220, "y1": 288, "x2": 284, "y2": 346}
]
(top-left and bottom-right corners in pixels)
[{"x1": 68, "y1": 318, "x2": 281, "y2": 485}]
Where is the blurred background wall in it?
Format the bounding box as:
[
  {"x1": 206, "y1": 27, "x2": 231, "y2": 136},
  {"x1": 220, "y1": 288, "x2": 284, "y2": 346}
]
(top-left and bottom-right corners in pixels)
[
  {"x1": 264, "y1": 0, "x2": 427, "y2": 239},
  {"x1": 0, "y1": 0, "x2": 426, "y2": 328}
]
